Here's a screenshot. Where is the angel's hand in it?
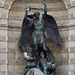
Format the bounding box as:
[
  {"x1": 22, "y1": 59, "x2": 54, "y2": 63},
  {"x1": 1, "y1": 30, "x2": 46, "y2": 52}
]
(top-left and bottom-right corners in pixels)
[
  {"x1": 26, "y1": 6, "x2": 31, "y2": 11},
  {"x1": 26, "y1": 7, "x2": 29, "y2": 11}
]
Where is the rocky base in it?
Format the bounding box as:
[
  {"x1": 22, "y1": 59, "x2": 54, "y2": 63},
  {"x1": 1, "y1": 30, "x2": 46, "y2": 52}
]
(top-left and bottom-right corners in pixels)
[{"x1": 26, "y1": 68, "x2": 44, "y2": 75}]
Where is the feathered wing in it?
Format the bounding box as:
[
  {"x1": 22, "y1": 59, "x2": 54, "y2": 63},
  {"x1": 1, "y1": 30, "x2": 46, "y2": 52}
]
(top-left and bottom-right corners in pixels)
[
  {"x1": 18, "y1": 15, "x2": 34, "y2": 48},
  {"x1": 43, "y1": 14, "x2": 62, "y2": 45}
]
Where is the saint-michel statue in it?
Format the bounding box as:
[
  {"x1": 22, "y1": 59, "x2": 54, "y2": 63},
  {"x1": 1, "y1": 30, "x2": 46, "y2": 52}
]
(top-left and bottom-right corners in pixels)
[{"x1": 18, "y1": 0, "x2": 62, "y2": 75}]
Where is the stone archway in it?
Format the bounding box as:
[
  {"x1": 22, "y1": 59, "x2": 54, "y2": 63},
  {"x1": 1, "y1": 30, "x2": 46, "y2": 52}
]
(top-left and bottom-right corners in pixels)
[
  {"x1": 0, "y1": 0, "x2": 75, "y2": 75},
  {"x1": 8, "y1": 0, "x2": 69, "y2": 75}
]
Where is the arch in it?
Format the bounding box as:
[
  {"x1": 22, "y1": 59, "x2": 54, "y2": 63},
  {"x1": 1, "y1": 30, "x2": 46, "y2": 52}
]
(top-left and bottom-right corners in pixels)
[{"x1": 7, "y1": 0, "x2": 69, "y2": 75}]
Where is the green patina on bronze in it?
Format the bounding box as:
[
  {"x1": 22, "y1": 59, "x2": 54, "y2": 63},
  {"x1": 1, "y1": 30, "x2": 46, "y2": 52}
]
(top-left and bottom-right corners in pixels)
[{"x1": 18, "y1": 0, "x2": 62, "y2": 75}]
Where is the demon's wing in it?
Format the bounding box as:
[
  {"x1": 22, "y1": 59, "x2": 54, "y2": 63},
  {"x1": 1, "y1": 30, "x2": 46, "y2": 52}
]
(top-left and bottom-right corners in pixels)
[
  {"x1": 43, "y1": 14, "x2": 62, "y2": 45},
  {"x1": 18, "y1": 15, "x2": 34, "y2": 48}
]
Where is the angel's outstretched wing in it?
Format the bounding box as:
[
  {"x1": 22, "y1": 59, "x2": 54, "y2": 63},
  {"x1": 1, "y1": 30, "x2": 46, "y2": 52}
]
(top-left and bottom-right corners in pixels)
[
  {"x1": 18, "y1": 15, "x2": 34, "y2": 48},
  {"x1": 43, "y1": 14, "x2": 62, "y2": 45}
]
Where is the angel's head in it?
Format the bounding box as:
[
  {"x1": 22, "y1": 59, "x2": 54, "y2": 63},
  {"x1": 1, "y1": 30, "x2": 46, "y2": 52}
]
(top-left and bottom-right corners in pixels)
[{"x1": 33, "y1": 11, "x2": 40, "y2": 19}]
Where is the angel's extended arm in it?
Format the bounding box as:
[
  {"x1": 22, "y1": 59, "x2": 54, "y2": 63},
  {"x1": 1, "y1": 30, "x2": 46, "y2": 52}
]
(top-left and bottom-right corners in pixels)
[
  {"x1": 42, "y1": 0, "x2": 47, "y2": 14},
  {"x1": 25, "y1": 7, "x2": 32, "y2": 17},
  {"x1": 25, "y1": 7, "x2": 29, "y2": 18}
]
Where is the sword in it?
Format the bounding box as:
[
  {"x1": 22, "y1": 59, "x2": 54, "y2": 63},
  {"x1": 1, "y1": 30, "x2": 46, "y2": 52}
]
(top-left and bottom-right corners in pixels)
[
  {"x1": 27, "y1": 0, "x2": 46, "y2": 11},
  {"x1": 31, "y1": 7, "x2": 44, "y2": 11}
]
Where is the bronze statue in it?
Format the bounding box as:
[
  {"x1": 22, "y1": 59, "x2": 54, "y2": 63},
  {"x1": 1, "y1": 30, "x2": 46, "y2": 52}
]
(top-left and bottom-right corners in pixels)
[{"x1": 18, "y1": 0, "x2": 62, "y2": 75}]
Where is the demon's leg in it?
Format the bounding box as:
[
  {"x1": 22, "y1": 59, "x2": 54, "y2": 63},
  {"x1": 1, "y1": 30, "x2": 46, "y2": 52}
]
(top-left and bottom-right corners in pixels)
[{"x1": 41, "y1": 42, "x2": 55, "y2": 63}]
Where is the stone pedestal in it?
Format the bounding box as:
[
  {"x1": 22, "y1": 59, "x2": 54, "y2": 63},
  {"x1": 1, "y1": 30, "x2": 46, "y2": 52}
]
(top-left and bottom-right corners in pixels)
[{"x1": 26, "y1": 68, "x2": 44, "y2": 75}]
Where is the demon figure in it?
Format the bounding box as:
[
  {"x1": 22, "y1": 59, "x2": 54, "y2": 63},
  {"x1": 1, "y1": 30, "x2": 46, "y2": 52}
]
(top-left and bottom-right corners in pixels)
[{"x1": 18, "y1": 0, "x2": 62, "y2": 75}]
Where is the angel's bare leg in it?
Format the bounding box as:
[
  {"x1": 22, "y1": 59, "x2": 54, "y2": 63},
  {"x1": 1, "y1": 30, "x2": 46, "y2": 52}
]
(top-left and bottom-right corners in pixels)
[
  {"x1": 33, "y1": 37, "x2": 38, "y2": 49},
  {"x1": 40, "y1": 36, "x2": 47, "y2": 51},
  {"x1": 32, "y1": 37, "x2": 40, "y2": 67}
]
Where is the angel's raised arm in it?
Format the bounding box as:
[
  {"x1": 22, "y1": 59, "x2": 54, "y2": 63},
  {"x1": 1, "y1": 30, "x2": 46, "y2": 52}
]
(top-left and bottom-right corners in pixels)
[{"x1": 42, "y1": 0, "x2": 47, "y2": 15}]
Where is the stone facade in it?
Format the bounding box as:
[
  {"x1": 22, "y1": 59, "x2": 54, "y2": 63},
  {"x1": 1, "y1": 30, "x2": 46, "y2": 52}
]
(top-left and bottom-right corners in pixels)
[{"x1": 0, "y1": 0, "x2": 75, "y2": 75}]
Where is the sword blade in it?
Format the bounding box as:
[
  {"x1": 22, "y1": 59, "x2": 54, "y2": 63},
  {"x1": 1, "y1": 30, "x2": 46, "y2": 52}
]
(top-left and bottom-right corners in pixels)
[{"x1": 31, "y1": 8, "x2": 43, "y2": 10}]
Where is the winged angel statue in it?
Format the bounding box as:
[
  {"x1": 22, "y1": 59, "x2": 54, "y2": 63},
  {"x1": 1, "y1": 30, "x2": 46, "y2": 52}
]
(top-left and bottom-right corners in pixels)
[{"x1": 18, "y1": 0, "x2": 62, "y2": 75}]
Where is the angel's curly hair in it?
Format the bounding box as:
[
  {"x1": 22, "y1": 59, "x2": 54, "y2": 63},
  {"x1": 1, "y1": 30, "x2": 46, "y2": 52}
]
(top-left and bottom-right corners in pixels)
[{"x1": 33, "y1": 11, "x2": 40, "y2": 17}]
